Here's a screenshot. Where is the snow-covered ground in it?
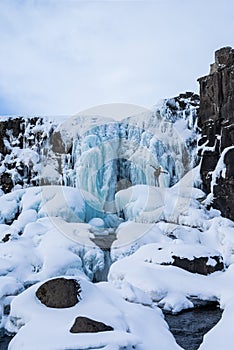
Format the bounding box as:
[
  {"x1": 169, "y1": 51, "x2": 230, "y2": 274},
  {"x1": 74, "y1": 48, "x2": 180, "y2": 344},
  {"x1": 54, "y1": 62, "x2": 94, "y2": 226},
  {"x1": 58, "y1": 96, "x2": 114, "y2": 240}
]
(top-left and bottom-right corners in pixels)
[
  {"x1": 1, "y1": 100, "x2": 234, "y2": 349},
  {"x1": 5, "y1": 276, "x2": 183, "y2": 350},
  {"x1": 0, "y1": 165, "x2": 234, "y2": 349}
]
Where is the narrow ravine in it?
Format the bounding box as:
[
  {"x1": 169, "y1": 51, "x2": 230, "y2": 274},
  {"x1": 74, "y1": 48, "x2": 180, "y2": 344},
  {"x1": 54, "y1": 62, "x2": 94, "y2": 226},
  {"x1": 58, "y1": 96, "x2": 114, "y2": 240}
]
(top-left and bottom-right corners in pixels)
[{"x1": 163, "y1": 302, "x2": 223, "y2": 350}]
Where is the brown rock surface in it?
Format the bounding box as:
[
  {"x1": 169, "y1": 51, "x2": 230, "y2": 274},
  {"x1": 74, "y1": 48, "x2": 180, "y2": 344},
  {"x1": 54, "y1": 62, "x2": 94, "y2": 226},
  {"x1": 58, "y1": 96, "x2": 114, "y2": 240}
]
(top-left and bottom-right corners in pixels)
[
  {"x1": 70, "y1": 316, "x2": 113, "y2": 333},
  {"x1": 171, "y1": 255, "x2": 224, "y2": 275},
  {"x1": 36, "y1": 278, "x2": 81, "y2": 308}
]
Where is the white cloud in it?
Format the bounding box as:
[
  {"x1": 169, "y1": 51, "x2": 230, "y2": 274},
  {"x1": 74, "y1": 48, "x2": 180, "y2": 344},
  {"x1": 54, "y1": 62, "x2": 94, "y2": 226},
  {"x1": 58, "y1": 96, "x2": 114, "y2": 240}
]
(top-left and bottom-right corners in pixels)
[{"x1": 0, "y1": 0, "x2": 234, "y2": 116}]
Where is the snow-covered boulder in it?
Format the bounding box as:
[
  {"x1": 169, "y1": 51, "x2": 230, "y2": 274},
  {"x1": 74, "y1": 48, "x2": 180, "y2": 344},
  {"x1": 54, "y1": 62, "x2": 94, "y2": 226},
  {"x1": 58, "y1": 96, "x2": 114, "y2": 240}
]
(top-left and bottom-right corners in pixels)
[
  {"x1": 108, "y1": 240, "x2": 225, "y2": 313},
  {"x1": 170, "y1": 255, "x2": 224, "y2": 275},
  {"x1": 6, "y1": 276, "x2": 182, "y2": 350},
  {"x1": 115, "y1": 166, "x2": 205, "y2": 224},
  {"x1": 125, "y1": 242, "x2": 224, "y2": 275},
  {"x1": 111, "y1": 221, "x2": 170, "y2": 261}
]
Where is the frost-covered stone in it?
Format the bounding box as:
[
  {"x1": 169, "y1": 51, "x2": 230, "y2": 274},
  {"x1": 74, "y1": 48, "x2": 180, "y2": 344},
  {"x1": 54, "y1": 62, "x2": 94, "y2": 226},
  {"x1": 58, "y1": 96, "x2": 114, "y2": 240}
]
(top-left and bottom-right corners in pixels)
[{"x1": 0, "y1": 117, "x2": 55, "y2": 194}]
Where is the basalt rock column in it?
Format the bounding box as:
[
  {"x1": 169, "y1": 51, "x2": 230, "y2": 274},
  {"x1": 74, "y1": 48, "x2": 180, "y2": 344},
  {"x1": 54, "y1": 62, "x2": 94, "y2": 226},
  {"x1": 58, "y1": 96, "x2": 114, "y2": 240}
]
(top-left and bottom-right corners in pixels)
[{"x1": 198, "y1": 46, "x2": 234, "y2": 220}]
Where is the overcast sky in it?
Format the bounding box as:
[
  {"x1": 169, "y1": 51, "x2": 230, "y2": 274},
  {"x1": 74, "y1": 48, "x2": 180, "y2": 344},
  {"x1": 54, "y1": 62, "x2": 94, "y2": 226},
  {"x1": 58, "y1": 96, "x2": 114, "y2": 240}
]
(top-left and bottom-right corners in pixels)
[{"x1": 0, "y1": 0, "x2": 233, "y2": 117}]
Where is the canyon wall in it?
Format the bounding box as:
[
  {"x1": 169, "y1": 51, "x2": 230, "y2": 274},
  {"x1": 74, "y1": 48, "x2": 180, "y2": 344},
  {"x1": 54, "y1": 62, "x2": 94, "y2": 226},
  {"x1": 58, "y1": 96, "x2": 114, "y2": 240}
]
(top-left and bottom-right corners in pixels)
[{"x1": 198, "y1": 46, "x2": 234, "y2": 220}]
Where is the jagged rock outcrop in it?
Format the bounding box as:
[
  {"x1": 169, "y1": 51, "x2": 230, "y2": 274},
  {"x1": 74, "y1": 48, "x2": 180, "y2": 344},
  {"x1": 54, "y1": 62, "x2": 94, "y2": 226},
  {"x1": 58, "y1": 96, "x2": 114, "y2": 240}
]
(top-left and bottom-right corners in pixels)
[
  {"x1": 170, "y1": 255, "x2": 224, "y2": 275},
  {"x1": 198, "y1": 47, "x2": 234, "y2": 220},
  {"x1": 0, "y1": 117, "x2": 54, "y2": 194}
]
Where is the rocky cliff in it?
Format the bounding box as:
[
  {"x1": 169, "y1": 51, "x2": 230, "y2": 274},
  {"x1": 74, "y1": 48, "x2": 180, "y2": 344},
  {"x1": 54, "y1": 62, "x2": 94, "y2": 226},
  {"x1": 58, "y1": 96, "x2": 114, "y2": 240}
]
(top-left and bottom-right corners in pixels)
[
  {"x1": 0, "y1": 117, "x2": 54, "y2": 194},
  {"x1": 198, "y1": 46, "x2": 234, "y2": 220}
]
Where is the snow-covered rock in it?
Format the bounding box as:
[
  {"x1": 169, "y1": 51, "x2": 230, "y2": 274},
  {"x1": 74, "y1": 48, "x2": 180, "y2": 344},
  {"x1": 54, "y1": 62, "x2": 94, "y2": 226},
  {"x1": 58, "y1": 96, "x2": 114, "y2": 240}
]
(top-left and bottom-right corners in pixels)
[
  {"x1": 6, "y1": 276, "x2": 182, "y2": 350},
  {"x1": 0, "y1": 117, "x2": 55, "y2": 194},
  {"x1": 115, "y1": 166, "x2": 205, "y2": 224}
]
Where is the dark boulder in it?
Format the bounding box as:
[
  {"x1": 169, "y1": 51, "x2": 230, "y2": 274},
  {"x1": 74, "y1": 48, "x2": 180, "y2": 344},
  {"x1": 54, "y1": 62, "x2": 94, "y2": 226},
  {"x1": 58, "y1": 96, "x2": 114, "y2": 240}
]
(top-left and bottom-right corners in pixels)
[
  {"x1": 36, "y1": 278, "x2": 81, "y2": 308},
  {"x1": 70, "y1": 316, "x2": 113, "y2": 333},
  {"x1": 2, "y1": 234, "x2": 11, "y2": 243},
  {"x1": 171, "y1": 255, "x2": 224, "y2": 275},
  {"x1": 0, "y1": 173, "x2": 14, "y2": 193}
]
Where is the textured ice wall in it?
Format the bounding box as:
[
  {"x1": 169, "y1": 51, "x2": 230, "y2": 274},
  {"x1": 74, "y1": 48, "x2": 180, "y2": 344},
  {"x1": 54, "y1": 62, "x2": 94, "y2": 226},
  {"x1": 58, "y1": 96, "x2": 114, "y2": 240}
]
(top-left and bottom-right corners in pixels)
[{"x1": 44, "y1": 98, "x2": 198, "y2": 214}]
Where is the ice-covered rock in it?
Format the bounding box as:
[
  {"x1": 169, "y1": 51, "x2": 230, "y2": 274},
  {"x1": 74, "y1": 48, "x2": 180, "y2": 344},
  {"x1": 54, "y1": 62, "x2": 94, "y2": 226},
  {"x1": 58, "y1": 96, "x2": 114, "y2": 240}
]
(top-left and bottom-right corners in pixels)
[
  {"x1": 0, "y1": 117, "x2": 55, "y2": 194},
  {"x1": 37, "y1": 98, "x2": 199, "y2": 218}
]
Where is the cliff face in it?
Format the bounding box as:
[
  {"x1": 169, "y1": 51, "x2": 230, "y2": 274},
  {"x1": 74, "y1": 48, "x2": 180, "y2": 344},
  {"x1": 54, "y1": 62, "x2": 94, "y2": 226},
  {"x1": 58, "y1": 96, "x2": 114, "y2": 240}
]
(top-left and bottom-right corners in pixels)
[
  {"x1": 198, "y1": 47, "x2": 234, "y2": 220},
  {"x1": 0, "y1": 117, "x2": 54, "y2": 194}
]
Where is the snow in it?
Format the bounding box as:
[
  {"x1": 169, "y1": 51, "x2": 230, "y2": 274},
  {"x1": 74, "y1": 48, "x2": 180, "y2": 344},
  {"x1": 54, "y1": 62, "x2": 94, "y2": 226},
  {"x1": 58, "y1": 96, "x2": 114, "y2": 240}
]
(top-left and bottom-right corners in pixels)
[
  {"x1": 109, "y1": 251, "x2": 219, "y2": 312},
  {"x1": 2, "y1": 105, "x2": 234, "y2": 349},
  {"x1": 0, "y1": 117, "x2": 56, "y2": 194},
  {"x1": 88, "y1": 217, "x2": 105, "y2": 228},
  {"x1": 122, "y1": 241, "x2": 222, "y2": 264},
  {"x1": 109, "y1": 250, "x2": 231, "y2": 314},
  {"x1": 111, "y1": 221, "x2": 171, "y2": 261},
  {"x1": 199, "y1": 299, "x2": 234, "y2": 350},
  {"x1": 5, "y1": 276, "x2": 182, "y2": 350},
  {"x1": 0, "y1": 185, "x2": 114, "y2": 328},
  {"x1": 1, "y1": 168, "x2": 233, "y2": 348},
  {"x1": 0, "y1": 191, "x2": 22, "y2": 224},
  {"x1": 38, "y1": 186, "x2": 87, "y2": 222},
  {"x1": 115, "y1": 166, "x2": 205, "y2": 224},
  {"x1": 0, "y1": 185, "x2": 106, "y2": 228},
  {"x1": 210, "y1": 145, "x2": 234, "y2": 192}
]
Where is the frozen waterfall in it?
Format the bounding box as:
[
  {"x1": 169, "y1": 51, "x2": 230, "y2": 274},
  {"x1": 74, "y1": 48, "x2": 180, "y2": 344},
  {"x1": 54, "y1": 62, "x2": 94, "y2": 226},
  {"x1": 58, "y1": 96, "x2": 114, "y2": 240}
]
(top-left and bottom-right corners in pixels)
[{"x1": 40, "y1": 97, "x2": 198, "y2": 221}]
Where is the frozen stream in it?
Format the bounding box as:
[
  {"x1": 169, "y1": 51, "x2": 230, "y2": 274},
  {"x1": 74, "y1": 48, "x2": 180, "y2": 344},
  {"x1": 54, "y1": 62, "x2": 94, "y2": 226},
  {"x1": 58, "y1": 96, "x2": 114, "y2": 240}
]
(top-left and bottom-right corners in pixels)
[{"x1": 163, "y1": 302, "x2": 223, "y2": 350}]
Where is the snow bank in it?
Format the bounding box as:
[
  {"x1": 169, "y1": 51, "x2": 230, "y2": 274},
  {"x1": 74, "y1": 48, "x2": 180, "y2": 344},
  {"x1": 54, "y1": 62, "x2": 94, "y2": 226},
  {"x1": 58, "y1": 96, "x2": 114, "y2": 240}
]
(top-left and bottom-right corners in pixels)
[
  {"x1": 0, "y1": 186, "x2": 113, "y2": 327},
  {"x1": 6, "y1": 276, "x2": 182, "y2": 350},
  {"x1": 115, "y1": 166, "x2": 205, "y2": 224},
  {"x1": 111, "y1": 221, "x2": 171, "y2": 261},
  {"x1": 0, "y1": 185, "x2": 98, "y2": 226},
  {"x1": 108, "y1": 240, "x2": 222, "y2": 313}
]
